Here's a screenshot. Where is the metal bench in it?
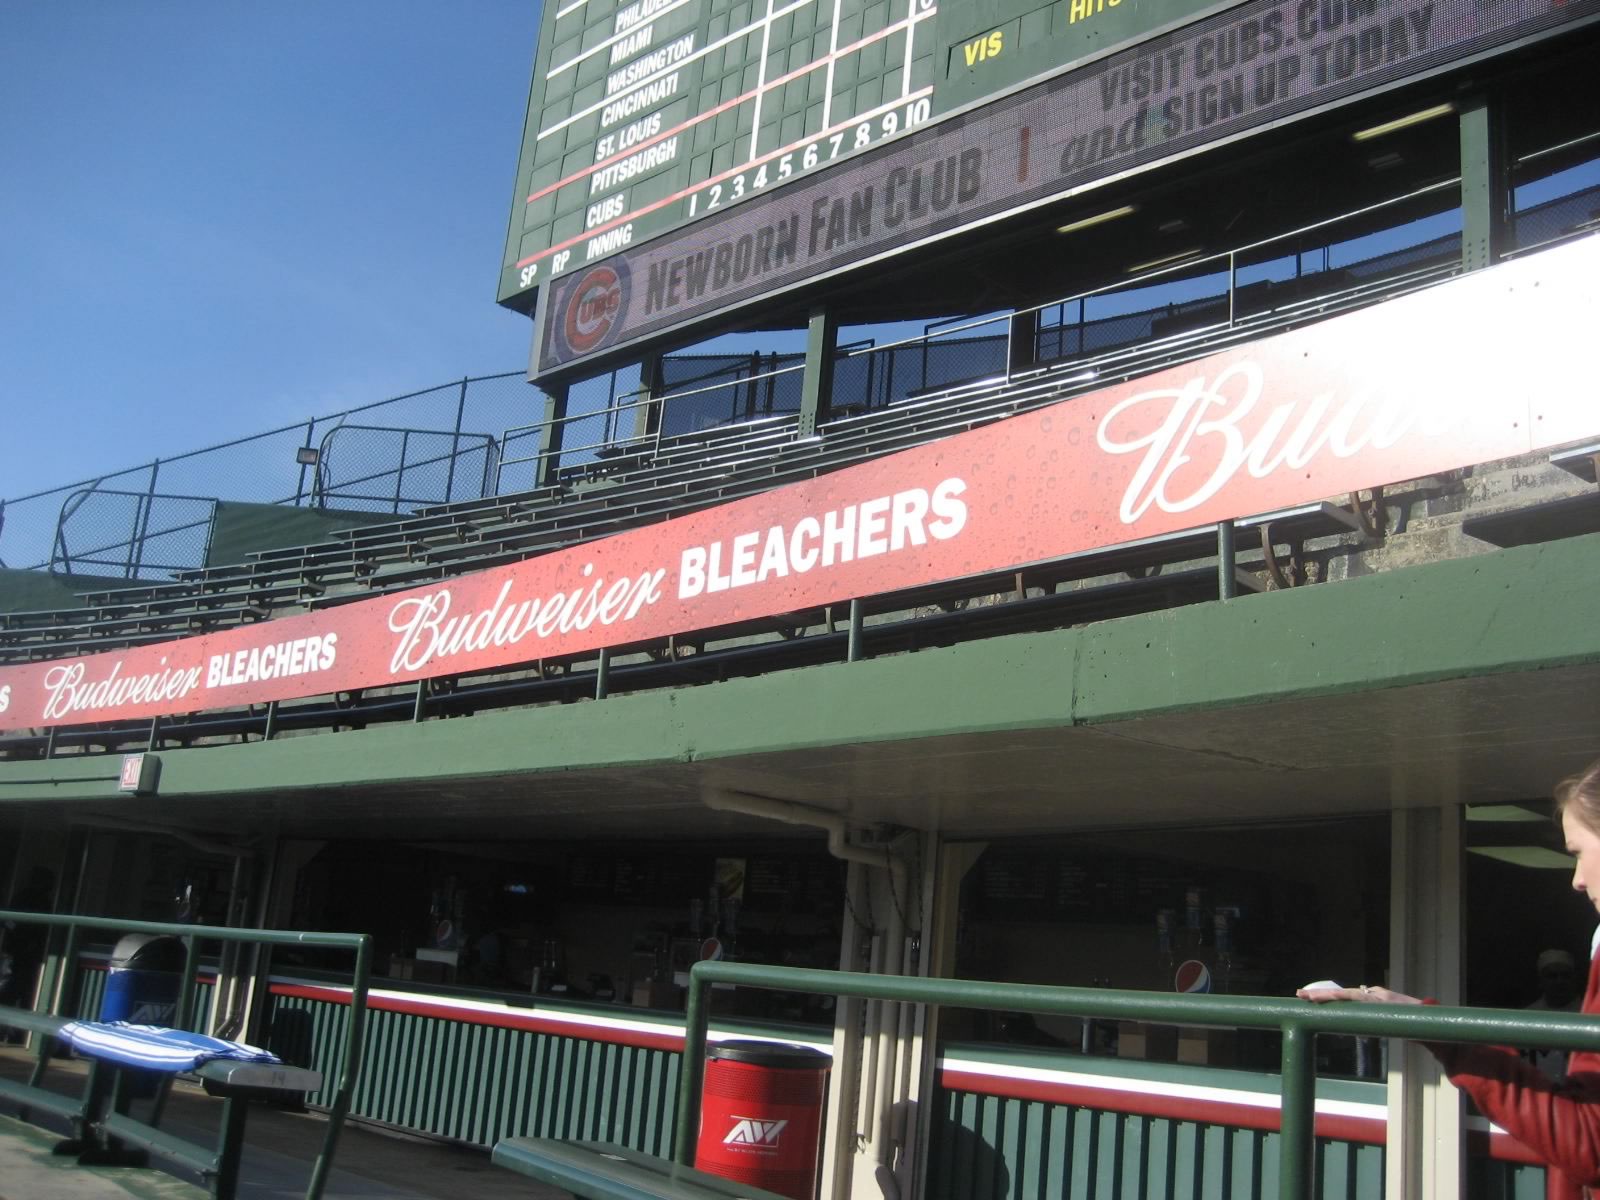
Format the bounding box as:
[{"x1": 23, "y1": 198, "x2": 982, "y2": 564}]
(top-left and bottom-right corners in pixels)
[
  {"x1": 492, "y1": 1137, "x2": 789, "y2": 1200},
  {"x1": 1460, "y1": 491, "x2": 1600, "y2": 548},
  {"x1": 0, "y1": 1004, "x2": 322, "y2": 1200},
  {"x1": 1552, "y1": 441, "x2": 1600, "y2": 484}
]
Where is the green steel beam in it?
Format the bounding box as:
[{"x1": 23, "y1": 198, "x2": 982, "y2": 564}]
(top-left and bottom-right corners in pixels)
[
  {"x1": 2, "y1": 535, "x2": 1599, "y2": 802},
  {"x1": 535, "y1": 383, "x2": 569, "y2": 489},
  {"x1": 1459, "y1": 95, "x2": 1509, "y2": 273},
  {"x1": 797, "y1": 306, "x2": 838, "y2": 436}
]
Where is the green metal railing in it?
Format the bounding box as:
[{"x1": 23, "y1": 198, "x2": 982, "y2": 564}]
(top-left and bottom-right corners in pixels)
[
  {"x1": 0, "y1": 909, "x2": 371, "y2": 1200},
  {"x1": 675, "y1": 963, "x2": 1600, "y2": 1200}
]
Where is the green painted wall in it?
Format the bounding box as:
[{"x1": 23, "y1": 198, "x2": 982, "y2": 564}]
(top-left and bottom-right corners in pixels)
[
  {"x1": 205, "y1": 501, "x2": 396, "y2": 568},
  {"x1": 3, "y1": 535, "x2": 1599, "y2": 802},
  {"x1": 0, "y1": 569, "x2": 104, "y2": 614}
]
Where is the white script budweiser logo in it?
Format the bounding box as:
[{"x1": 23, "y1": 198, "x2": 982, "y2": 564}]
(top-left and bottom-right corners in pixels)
[
  {"x1": 386, "y1": 567, "x2": 668, "y2": 675},
  {"x1": 42, "y1": 659, "x2": 204, "y2": 722},
  {"x1": 1096, "y1": 361, "x2": 1458, "y2": 524}
]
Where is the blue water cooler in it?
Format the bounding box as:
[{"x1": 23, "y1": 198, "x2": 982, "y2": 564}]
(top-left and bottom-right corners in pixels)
[{"x1": 101, "y1": 934, "x2": 184, "y2": 1025}]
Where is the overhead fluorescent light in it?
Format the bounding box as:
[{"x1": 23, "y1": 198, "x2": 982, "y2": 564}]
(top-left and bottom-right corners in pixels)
[
  {"x1": 1352, "y1": 103, "x2": 1455, "y2": 142},
  {"x1": 1466, "y1": 804, "x2": 1547, "y2": 823},
  {"x1": 1056, "y1": 205, "x2": 1136, "y2": 234},
  {"x1": 1126, "y1": 248, "x2": 1204, "y2": 275},
  {"x1": 1467, "y1": 846, "x2": 1574, "y2": 869}
]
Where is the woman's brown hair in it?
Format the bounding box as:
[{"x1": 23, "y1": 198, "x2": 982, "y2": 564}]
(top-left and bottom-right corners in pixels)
[{"x1": 1554, "y1": 758, "x2": 1600, "y2": 834}]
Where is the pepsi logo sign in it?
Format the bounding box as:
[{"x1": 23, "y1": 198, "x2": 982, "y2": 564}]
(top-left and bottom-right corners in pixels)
[
  {"x1": 562, "y1": 263, "x2": 629, "y2": 356},
  {"x1": 1175, "y1": 959, "x2": 1212, "y2": 994}
]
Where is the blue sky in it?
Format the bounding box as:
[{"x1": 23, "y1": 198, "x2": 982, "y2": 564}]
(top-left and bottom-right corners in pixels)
[{"x1": 1, "y1": 2, "x2": 542, "y2": 504}]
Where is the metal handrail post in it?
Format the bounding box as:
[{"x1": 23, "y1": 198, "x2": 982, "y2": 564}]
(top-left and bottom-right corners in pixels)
[
  {"x1": 29, "y1": 919, "x2": 81, "y2": 1086},
  {"x1": 393, "y1": 431, "x2": 409, "y2": 514},
  {"x1": 147, "y1": 931, "x2": 204, "y2": 1128},
  {"x1": 295, "y1": 421, "x2": 317, "y2": 506},
  {"x1": 443, "y1": 378, "x2": 468, "y2": 504},
  {"x1": 1278, "y1": 1021, "x2": 1315, "y2": 1200},
  {"x1": 1218, "y1": 520, "x2": 1237, "y2": 599},
  {"x1": 308, "y1": 931, "x2": 371, "y2": 1200},
  {"x1": 673, "y1": 969, "x2": 713, "y2": 1165},
  {"x1": 130, "y1": 459, "x2": 163, "y2": 579},
  {"x1": 1228, "y1": 249, "x2": 1238, "y2": 327},
  {"x1": 173, "y1": 933, "x2": 202, "y2": 1031}
]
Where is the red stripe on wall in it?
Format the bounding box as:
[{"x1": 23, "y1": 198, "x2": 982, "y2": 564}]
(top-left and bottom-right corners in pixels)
[{"x1": 267, "y1": 981, "x2": 687, "y2": 1053}]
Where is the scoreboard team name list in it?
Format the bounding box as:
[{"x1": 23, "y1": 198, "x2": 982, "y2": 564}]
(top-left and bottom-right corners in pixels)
[{"x1": 520, "y1": 0, "x2": 943, "y2": 288}]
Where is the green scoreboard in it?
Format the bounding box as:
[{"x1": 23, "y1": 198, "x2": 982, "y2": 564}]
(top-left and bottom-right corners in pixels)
[{"x1": 499, "y1": 0, "x2": 1598, "y2": 378}]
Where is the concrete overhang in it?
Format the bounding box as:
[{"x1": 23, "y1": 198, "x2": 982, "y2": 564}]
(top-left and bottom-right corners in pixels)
[{"x1": 2, "y1": 534, "x2": 1597, "y2": 843}]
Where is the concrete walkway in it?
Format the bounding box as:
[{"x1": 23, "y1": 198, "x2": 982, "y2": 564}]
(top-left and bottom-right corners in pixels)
[{"x1": 0, "y1": 1047, "x2": 566, "y2": 1200}]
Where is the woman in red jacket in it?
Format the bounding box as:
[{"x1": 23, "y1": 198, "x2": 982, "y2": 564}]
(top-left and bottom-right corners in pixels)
[{"x1": 1301, "y1": 757, "x2": 1600, "y2": 1200}]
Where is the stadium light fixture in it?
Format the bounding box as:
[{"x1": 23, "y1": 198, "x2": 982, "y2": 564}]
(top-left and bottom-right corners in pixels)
[
  {"x1": 1125, "y1": 248, "x2": 1204, "y2": 275},
  {"x1": 296, "y1": 447, "x2": 321, "y2": 466},
  {"x1": 1352, "y1": 103, "x2": 1455, "y2": 142},
  {"x1": 1056, "y1": 205, "x2": 1136, "y2": 235}
]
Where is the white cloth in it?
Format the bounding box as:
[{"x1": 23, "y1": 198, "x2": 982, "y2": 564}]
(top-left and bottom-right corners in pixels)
[{"x1": 55, "y1": 1021, "x2": 279, "y2": 1072}]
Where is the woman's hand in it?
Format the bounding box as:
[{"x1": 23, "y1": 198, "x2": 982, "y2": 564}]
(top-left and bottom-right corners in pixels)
[{"x1": 1297, "y1": 983, "x2": 1425, "y2": 1005}]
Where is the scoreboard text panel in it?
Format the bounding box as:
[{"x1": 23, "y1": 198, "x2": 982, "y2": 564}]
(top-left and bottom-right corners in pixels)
[
  {"x1": 498, "y1": 0, "x2": 1220, "y2": 309},
  {"x1": 502, "y1": 0, "x2": 1598, "y2": 376}
]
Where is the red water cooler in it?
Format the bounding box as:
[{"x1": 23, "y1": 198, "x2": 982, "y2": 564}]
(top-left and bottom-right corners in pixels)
[{"x1": 694, "y1": 1040, "x2": 831, "y2": 1200}]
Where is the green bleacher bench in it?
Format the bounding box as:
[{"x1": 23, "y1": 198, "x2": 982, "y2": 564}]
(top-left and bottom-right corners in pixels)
[
  {"x1": 492, "y1": 1137, "x2": 790, "y2": 1200},
  {"x1": 1552, "y1": 441, "x2": 1600, "y2": 484},
  {"x1": 1460, "y1": 491, "x2": 1600, "y2": 548},
  {"x1": 0, "y1": 1004, "x2": 321, "y2": 1200}
]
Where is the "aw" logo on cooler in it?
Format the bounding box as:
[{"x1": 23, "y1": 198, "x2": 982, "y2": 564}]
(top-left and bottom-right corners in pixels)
[{"x1": 723, "y1": 1117, "x2": 788, "y2": 1147}]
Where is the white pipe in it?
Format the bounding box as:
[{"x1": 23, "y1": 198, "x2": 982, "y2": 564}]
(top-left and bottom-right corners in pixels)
[
  {"x1": 707, "y1": 788, "x2": 915, "y2": 1198},
  {"x1": 869, "y1": 878, "x2": 906, "y2": 1200},
  {"x1": 858, "y1": 933, "x2": 884, "y2": 1143},
  {"x1": 702, "y1": 789, "x2": 905, "y2": 885}
]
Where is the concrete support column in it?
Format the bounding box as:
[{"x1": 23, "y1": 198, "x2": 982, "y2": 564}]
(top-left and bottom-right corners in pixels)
[
  {"x1": 1460, "y1": 95, "x2": 1510, "y2": 273},
  {"x1": 799, "y1": 306, "x2": 839, "y2": 437},
  {"x1": 1385, "y1": 803, "x2": 1465, "y2": 1199},
  {"x1": 820, "y1": 831, "x2": 928, "y2": 1200},
  {"x1": 822, "y1": 860, "x2": 870, "y2": 1200},
  {"x1": 904, "y1": 839, "x2": 984, "y2": 1200}
]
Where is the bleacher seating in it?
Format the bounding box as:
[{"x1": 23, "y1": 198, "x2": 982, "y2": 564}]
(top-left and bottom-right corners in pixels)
[{"x1": 0, "y1": 249, "x2": 1476, "y2": 748}]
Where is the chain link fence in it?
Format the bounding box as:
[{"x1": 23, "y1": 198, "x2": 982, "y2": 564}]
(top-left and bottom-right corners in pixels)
[
  {"x1": 5, "y1": 162, "x2": 1594, "y2": 585},
  {"x1": 2, "y1": 372, "x2": 540, "y2": 580}
]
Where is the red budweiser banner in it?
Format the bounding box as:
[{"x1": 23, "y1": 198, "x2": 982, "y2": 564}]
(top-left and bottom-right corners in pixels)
[{"x1": 3, "y1": 237, "x2": 1598, "y2": 733}]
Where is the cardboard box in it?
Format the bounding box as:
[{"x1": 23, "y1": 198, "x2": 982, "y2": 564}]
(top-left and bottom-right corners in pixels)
[
  {"x1": 632, "y1": 981, "x2": 678, "y2": 1009},
  {"x1": 1117, "y1": 1021, "x2": 1177, "y2": 1060},
  {"x1": 1176, "y1": 1027, "x2": 1237, "y2": 1066}
]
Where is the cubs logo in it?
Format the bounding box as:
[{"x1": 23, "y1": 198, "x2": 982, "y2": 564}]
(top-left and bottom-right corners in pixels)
[{"x1": 559, "y1": 262, "x2": 630, "y2": 357}]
